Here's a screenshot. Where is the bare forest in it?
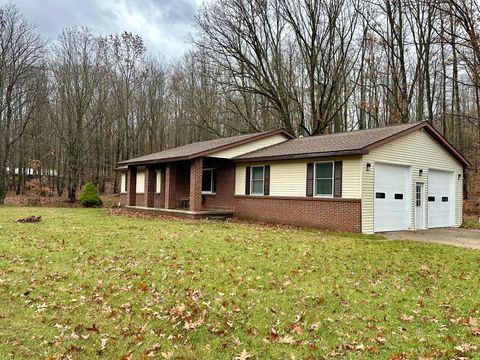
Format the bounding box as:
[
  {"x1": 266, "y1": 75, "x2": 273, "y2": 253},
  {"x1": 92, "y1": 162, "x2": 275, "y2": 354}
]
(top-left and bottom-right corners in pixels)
[{"x1": 0, "y1": 1, "x2": 479, "y2": 207}]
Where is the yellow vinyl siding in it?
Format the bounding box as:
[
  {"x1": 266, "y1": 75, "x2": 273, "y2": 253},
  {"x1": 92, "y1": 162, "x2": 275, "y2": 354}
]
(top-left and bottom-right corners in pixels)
[
  {"x1": 235, "y1": 164, "x2": 247, "y2": 195},
  {"x1": 270, "y1": 162, "x2": 307, "y2": 197},
  {"x1": 361, "y1": 129, "x2": 463, "y2": 233},
  {"x1": 235, "y1": 156, "x2": 362, "y2": 198},
  {"x1": 210, "y1": 134, "x2": 288, "y2": 159}
]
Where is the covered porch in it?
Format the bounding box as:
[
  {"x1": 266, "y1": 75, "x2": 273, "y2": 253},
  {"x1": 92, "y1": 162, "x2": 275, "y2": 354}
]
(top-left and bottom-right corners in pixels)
[{"x1": 124, "y1": 156, "x2": 234, "y2": 216}]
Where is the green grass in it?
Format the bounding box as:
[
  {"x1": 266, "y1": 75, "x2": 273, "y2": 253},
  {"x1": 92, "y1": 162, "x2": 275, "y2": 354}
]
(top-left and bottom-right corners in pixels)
[{"x1": 0, "y1": 207, "x2": 479, "y2": 359}]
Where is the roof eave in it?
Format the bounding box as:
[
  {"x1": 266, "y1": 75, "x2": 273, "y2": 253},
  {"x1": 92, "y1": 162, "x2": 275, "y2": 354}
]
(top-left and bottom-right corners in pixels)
[
  {"x1": 117, "y1": 156, "x2": 190, "y2": 167},
  {"x1": 114, "y1": 166, "x2": 128, "y2": 171},
  {"x1": 234, "y1": 149, "x2": 368, "y2": 163}
]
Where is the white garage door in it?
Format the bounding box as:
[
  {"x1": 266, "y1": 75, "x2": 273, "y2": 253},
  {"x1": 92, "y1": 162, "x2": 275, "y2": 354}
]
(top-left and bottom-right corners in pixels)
[
  {"x1": 374, "y1": 163, "x2": 411, "y2": 232},
  {"x1": 428, "y1": 170, "x2": 454, "y2": 228}
]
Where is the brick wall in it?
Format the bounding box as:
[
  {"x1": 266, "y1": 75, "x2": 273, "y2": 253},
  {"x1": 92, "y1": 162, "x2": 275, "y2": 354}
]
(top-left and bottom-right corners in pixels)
[
  {"x1": 135, "y1": 194, "x2": 145, "y2": 205},
  {"x1": 165, "y1": 163, "x2": 177, "y2": 209},
  {"x1": 145, "y1": 166, "x2": 156, "y2": 208},
  {"x1": 127, "y1": 166, "x2": 137, "y2": 206},
  {"x1": 190, "y1": 158, "x2": 203, "y2": 211},
  {"x1": 233, "y1": 195, "x2": 362, "y2": 232},
  {"x1": 120, "y1": 191, "x2": 164, "y2": 208},
  {"x1": 203, "y1": 160, "x2": 235, "y2": 211},
  {"x1": 119, "y1": 159, "x2": 361, "y2": 233},
  {"x1": 175, "y1": 162, "x2": 190, "y2": 208}
]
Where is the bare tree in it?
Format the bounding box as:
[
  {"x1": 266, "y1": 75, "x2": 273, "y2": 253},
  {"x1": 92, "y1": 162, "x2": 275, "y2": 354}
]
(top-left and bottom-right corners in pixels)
[
  {"x1": 0, "y1": 4, "x2": 44, "y2": 204},
  {"x1": 50, "y1": 27, "x2": 103, "y2": 202}
]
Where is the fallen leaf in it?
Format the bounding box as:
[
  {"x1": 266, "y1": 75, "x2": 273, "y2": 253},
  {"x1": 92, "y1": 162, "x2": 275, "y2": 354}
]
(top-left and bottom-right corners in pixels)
[
  {"x1": 86, "y1": 324, "x2": 99, "y2": 333},
  {"x1": 138, "y1": 282, "x2": 149, "y2": 292},
  {"x1": 234, "y1": 349, "x2": 252, "y2": 360},
  {"x1": 290, "y1": 324, "x2": 304, "y2": 335},
  {"x1": 279, "y1": 335, "x2": 295, "y2": 344},
  {"x1": 400, "y1": 314, "x2": 414, "y2": 322}
]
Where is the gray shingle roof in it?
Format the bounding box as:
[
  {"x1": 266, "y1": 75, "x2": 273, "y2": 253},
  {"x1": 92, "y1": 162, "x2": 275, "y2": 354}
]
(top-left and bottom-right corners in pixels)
[
  {"x1": 235, "y1": 122, "x2": 425, "y2": 161},
  {"x1": 117, "y1": 129, "x2": 292, "y2": 166}
]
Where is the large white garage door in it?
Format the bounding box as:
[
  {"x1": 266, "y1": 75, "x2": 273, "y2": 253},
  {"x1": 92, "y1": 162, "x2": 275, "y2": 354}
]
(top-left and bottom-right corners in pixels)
[
  {"x1": 374, "y1": 163, "x2": 411, "y2": 232},
  {"x1": 428, "y1": 170, "x2": 454, "y2": 228}
]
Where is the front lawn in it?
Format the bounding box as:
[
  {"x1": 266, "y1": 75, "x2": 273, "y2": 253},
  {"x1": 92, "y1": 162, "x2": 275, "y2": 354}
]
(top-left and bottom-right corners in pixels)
[{"x1": 0, "y1": 207, "x2": 479, "y2": 359}]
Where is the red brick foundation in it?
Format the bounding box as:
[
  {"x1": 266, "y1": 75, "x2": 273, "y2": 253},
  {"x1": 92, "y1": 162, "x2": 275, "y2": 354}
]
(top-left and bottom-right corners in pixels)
[{"x1": 233, "y1": 195, "x2": 361, "y2": 232}]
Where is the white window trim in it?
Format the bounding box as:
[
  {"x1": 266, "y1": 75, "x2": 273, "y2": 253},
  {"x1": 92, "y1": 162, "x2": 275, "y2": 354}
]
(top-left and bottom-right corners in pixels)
[
  {"x1": 314, "y1": 161, "x2": 334, "y2": 198},
  {"x1": 120, "y1": 172, "x2": 127, "y2": 193},
  {"x1": 155, "y1": 169, "x2": 162, "y2": 193},
  {"x1": 202, "y1": 168, "x2": 216, "y2": 194},
  {"x1": 250, "y1": 165, "x2": 265, "y2": 196},
  {"x1": 136, "y1": 171, "x2": 145, "y2": 194}
]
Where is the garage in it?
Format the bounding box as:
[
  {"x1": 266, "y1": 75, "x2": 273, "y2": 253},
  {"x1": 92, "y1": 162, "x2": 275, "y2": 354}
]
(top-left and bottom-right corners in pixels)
[
  {"x1": 374, "y1": 163, "x2": 411, "y2": 232},
  {"x1": 428, "y1": 170, "x2": 454, "y2": 228}
]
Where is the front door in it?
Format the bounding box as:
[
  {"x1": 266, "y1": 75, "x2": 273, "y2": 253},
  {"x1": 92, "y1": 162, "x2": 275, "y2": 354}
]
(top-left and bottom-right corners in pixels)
[{"x1": 415, "y1": 183, "x2": 425, "y2": 230}]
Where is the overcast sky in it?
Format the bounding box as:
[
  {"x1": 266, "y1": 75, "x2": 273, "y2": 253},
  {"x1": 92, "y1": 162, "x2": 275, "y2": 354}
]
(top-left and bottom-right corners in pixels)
[{"x1": 5, "y1": 0, "x2": 203, "y2": 60}]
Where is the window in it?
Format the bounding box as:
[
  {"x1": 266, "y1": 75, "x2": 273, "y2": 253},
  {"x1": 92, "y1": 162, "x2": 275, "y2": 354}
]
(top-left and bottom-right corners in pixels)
[
  {"x1": 250, "y1": 166, "x2": 264, "y2": 195},
  {"x1": 156, "y1": 170, "x2": 161, "y2": 193},
  {"x1": 394, "y1": 193, "x2": 404, "y2": 200},
  {"x1": 121, "y1": 172, "x2": 127, "y2": 193},
  {"x1": 428, "y1": 196, "x2": 435, "y2": 202},
  {"x1": 136, "y1": 171, "x2": 145, "y2": 193},
  {"x1": 315, "y1": 162, "x2": 334, "y2": 196},
  {"x1": 442, "y1": 197, "x2": 448, "y2": 202},
  {"x1": 376, "y1": 192, "x2": 386, "y2": 199},
  {"x1": 415, "y1": 185, "x2": 422, "y2": 207},
  {"x1": 202, "y1": 169, "x2": 216, "y2": 193}
]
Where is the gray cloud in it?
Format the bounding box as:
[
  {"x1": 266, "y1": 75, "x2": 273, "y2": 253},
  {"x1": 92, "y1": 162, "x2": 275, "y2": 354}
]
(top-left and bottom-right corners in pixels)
[{"x1": 4, "y1": 0, "x2": 202, "y2": 60}]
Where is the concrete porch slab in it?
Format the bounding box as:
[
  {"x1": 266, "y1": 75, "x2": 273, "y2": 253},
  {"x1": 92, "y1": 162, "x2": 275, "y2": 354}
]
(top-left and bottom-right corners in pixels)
[{"x1": 125, "y1": 205, "x2": 233, "y2": 220}]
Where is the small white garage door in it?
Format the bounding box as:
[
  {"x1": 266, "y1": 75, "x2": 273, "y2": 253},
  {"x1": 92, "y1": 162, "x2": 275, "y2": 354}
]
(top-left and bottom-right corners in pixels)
[
  {"x1": 374, "y1": 163, "x2": 411, "y2": 232},
  {"x1": 428, "y1": 170, "x2": 454, "y2": 228}
]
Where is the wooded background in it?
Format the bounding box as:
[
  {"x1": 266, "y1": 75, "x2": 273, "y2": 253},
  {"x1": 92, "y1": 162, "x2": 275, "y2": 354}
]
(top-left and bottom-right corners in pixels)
[{"x1": 0, "y1": 0, "x2": 479, "y2": 207}]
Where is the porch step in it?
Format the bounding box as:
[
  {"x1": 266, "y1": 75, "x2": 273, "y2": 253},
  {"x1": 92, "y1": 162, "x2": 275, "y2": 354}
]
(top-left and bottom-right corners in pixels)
[{"x1": 207, "y1": 215, "x2": 229, "y2": 221}]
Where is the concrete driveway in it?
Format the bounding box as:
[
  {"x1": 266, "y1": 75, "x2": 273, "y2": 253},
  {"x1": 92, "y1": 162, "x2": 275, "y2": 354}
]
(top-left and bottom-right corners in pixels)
[{"x1": 382, "y1": 228, "x2": 480, "y2": 249}]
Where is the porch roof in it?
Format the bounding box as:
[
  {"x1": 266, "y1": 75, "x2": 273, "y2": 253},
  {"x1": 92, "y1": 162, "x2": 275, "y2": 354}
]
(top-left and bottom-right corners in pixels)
[{"x1": 117, "y1": 129, "x2": 293, "y2": 167}]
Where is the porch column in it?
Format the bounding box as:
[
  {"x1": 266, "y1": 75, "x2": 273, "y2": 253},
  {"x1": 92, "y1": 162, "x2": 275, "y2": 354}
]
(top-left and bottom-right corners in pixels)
[
  {"x1": 165, "y1": 164, "x2": 177, "y2": 209},
  {"x1": 190, "y1": 157, "x2": 203, "y2": 212},
  {"x1": 145, "y1": 165, "x2": 156, "y2": 208},
  {"x1": 127, "y1": 166, "x2": 137, "y2": 206}
]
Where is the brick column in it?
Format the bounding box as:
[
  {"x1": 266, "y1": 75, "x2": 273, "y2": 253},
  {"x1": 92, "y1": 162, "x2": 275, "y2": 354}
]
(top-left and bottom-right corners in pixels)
[
  {"x1": 164, "y1": 164, "x2": 177, "y2": 209},
  {"x1": 127, "y1": 166, "x2": 137, "y2": 206},
  {"x1": 189, "y1": 157, "x2": 203, "y2": 212},
  {"x1": 145, "y1": 166, "x2": 156, "y2": 208}
]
